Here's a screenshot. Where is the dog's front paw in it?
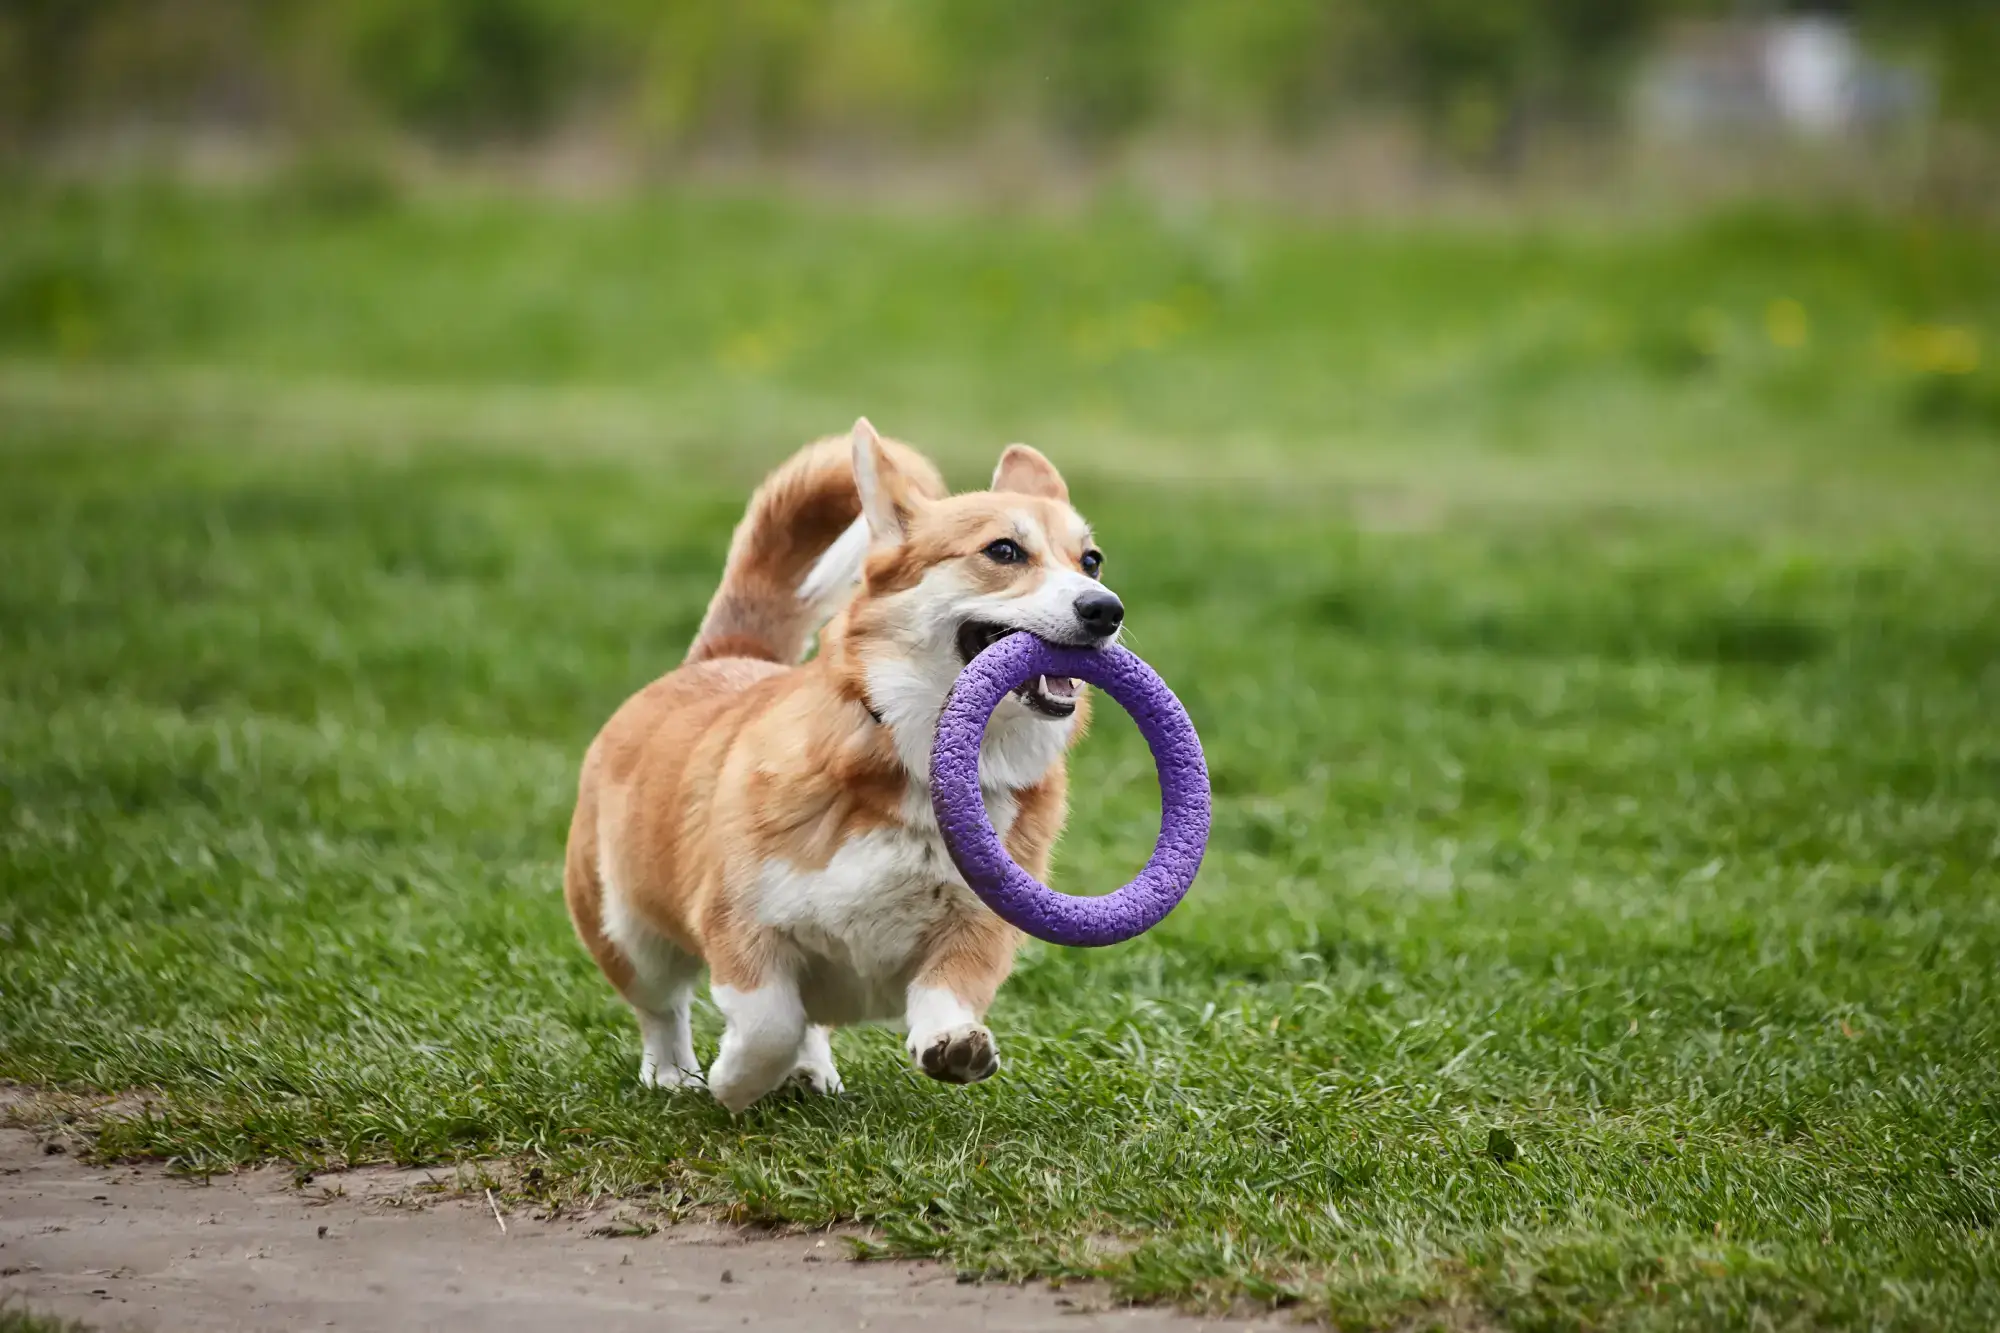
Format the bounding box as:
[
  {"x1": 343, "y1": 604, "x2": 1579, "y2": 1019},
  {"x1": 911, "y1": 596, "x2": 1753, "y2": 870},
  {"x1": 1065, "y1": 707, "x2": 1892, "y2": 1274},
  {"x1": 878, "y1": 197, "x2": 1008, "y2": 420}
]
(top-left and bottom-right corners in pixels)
[
  {"x1": 705, "y1": 1059, "x2": 765, "y2": 1113},
  {"x1": 910, "y1": 1024, "x2": 1000, "y2": 1085}
]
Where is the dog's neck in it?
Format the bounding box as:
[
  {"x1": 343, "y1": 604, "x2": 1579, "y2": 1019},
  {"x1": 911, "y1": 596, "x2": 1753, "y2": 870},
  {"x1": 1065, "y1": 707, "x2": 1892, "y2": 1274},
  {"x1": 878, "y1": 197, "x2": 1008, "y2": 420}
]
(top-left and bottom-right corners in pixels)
[{"x1": 816, "y1": 632, "x2": 1073, "y2": 794}]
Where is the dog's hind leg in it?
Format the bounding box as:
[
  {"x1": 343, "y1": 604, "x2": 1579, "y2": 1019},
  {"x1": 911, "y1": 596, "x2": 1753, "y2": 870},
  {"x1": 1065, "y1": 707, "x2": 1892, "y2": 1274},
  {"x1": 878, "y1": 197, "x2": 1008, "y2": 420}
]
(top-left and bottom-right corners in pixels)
[
  {"x1": 787, "y1": 1025, "x2": 843, "y2": 1095},
  {"x1": 629, "y1": 945, "x2": 704, "y2": 1090},
  {"x1": 567, "y1": 798, "x2": 707, "y2": 1091},
  {"x1": 606, "y1": 901, "x2": 705, "y2": 1090}
]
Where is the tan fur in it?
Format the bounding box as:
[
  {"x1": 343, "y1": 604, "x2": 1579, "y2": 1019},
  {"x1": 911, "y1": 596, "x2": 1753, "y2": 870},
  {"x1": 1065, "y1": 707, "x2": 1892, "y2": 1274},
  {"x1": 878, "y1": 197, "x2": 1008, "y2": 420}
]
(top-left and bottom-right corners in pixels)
[
  {"x1": 991, "y1": 443, "x2": 1070, "y2": 503},
  {"x1": 688, "y1": 434, "x2": 945, "y2": 664},
  {"x1": 565, "y1": 421, "x2": 1107, "y2": 1108}
]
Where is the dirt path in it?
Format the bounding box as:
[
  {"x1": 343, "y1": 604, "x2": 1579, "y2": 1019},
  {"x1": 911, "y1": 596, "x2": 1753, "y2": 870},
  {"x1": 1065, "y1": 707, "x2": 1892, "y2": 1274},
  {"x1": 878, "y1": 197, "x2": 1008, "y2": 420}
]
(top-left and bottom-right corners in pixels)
[{"x1": 0, "y1": 1121, "x2": 1256, "y2": 1332}]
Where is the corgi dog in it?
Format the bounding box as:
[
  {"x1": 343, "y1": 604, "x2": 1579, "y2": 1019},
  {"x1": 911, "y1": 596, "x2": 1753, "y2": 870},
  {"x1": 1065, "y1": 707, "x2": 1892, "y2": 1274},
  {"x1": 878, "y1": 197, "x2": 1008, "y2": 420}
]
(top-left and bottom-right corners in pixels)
[{"x1": 563, "y1": 419, "x2": 1121, "y2": 1111}]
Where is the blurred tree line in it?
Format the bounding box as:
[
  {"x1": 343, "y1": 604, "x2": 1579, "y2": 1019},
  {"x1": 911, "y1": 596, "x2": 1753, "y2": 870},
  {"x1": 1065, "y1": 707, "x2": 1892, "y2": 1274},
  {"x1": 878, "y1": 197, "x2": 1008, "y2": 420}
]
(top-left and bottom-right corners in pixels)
[{"x1": 2, "y1": 0, "x2": 1994, "y2": 162}]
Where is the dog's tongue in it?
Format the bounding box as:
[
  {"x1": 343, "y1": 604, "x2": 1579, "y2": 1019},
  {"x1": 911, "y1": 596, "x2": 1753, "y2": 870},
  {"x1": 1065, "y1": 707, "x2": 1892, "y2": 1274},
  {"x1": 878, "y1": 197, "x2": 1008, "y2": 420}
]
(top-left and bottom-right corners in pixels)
[{"x1": 1039, "y1": 675, "x2": 1077, "y2": 699}]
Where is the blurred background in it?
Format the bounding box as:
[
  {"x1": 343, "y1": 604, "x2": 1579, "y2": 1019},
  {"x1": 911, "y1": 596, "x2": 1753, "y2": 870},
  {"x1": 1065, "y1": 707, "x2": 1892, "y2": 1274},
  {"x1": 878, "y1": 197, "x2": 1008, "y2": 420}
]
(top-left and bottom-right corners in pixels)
[
  {"x1": 3, "y1": 0, "x2": 1998, "y2": 213},
  {"x1": 4, "y1": 0, "x2": 1997, "y2": 487}
]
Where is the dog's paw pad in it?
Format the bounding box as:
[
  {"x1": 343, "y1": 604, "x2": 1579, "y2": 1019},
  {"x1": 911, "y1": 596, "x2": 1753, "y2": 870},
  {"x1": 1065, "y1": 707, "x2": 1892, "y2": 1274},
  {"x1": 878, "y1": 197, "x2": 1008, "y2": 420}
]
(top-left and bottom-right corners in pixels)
[{"x1": 916, "y1": 1025, "x2": 1000, "y2": 1085}]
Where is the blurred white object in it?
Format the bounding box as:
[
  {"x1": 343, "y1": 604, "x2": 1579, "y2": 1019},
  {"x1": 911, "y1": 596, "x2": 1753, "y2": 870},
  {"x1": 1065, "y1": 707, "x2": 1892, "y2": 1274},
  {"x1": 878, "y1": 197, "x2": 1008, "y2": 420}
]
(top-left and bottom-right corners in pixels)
[
  {"x1": 1638, "y1": 16, "x2": 1929, "y2": 139},
  {"x1": 1766, "y1": 16, "x2": 1855, "y2": 134}
]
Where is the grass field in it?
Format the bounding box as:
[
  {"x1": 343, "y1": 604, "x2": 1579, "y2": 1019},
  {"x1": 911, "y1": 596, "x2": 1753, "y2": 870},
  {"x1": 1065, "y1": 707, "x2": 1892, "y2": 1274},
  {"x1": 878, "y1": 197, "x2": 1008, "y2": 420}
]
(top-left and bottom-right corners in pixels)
[
  {"x1": 2, "y1": 177, "x2": 1998, "y2": 1330},
  {"x1": 0, "y1": 1304, "x2": 88, "y2": 1333}
]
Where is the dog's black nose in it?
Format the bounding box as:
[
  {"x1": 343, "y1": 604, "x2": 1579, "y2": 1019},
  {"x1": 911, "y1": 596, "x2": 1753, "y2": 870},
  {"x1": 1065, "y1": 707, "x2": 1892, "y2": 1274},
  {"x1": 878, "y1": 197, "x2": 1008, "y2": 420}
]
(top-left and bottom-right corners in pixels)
[{"x1": 1073, "y1": 589, "x2": 1124, "y2": 638}]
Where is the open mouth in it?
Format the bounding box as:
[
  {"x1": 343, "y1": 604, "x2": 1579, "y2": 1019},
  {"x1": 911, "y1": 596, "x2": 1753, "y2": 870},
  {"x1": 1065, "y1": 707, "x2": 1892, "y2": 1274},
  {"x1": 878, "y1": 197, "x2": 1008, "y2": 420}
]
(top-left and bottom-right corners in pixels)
[{"x1": 955, "y1": 620, "x2": 1078, "y2": 719}]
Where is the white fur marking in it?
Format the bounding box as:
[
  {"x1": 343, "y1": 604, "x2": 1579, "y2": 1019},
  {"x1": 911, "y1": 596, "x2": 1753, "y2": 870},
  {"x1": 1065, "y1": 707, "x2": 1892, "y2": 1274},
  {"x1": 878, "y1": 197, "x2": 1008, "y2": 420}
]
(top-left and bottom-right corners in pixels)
[
  {"x1": 857, "y1": 561, "x2": 1081, "y2": 790},
  {"x1": 638, "y1": 1010, "x2": 701, "y2": 1089},
  {"x1": 790, "y1": 1025, "x2": 844, "y2": 1095},
  {"x1": 905, "y1": 985, "x2": 978, "y2": 1046},
  {"x1": 798, "y1": 515, "x2": 871, "y2": 611},
  {"x1": 904, "y1": 984, "x2": 995, "y2": 1075},
  {"x1": 752, "y1": 789, "x2": 1005, "y2": 1026},
  {"x1": 709, "y1": 982, "x2": 808, "y2": 1112}
]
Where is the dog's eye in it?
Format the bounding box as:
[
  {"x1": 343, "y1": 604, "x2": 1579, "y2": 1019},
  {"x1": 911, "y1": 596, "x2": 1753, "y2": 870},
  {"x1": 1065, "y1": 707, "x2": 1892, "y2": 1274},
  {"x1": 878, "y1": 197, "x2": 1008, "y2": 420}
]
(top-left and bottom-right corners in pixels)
[
  {"x1": 983, "y1": 538, "x2": 1026, "y2": 564},
  {"x1": 1080, "y1": 549, "x2": 1103, "y2": 578}
]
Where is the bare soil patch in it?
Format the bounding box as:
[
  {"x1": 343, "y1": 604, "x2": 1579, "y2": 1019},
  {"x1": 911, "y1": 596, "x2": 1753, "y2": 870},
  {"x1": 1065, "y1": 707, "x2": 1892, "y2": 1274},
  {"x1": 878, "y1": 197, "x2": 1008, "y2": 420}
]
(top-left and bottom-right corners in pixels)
[{"x1": 0, "y1": 1112, "x2": 1250, "y2": 1332}]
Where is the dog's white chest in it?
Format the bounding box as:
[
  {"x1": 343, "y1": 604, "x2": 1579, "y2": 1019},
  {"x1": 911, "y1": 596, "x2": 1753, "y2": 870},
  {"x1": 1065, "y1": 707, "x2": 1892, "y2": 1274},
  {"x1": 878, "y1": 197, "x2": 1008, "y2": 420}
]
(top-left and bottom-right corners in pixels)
[{"x1": 751, "y1": 795, "x2": 1013, "y2": 1025}]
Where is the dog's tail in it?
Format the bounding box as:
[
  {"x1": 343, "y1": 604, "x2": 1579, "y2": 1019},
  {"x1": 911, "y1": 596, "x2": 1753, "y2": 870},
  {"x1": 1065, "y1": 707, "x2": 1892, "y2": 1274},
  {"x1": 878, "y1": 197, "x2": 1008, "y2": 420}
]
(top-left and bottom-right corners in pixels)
[{"x1": 686, "y1": 420, "x2": 945, "y2": 665}]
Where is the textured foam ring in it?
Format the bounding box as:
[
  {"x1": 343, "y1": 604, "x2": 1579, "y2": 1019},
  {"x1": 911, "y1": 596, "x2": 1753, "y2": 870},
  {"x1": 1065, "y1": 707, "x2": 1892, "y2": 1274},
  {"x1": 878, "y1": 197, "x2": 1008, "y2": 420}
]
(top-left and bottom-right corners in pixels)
[{"x1": 930, "y1": 633, "x2": 1210, "y2": 948}]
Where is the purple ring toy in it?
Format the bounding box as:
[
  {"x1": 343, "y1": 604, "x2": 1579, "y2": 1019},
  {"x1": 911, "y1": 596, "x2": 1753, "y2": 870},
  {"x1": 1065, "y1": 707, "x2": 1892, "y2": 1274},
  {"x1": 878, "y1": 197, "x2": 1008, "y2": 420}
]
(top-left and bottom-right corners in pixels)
[{"x1": 930, "y1": 633, "x2": 1210, "y2": 948}]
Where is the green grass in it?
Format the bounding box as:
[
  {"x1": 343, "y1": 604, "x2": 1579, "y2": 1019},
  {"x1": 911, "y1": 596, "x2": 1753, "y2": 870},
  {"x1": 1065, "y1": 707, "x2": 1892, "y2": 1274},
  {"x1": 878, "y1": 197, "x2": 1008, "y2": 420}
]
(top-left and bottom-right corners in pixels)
[
  {"x1": 0, "y1": 1306, "x2": 90, "y2": 1333},
  {"x1": 2, "y1": 178, "x2": 1998, "y2": 1330}
]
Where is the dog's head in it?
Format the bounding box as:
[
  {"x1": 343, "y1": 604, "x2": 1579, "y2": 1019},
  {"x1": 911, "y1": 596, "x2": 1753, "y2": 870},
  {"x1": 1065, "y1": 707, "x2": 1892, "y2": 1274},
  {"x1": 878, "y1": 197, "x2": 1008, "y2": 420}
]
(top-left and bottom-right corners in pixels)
[{"x1": 837, "y1": 419, "x2": 1116, "y2": 781}]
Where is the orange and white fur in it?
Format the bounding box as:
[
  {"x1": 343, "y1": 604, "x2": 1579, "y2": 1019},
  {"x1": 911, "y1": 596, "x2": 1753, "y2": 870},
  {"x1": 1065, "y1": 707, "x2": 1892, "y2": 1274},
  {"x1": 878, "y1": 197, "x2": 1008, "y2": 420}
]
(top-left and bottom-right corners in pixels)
[{"x1": 564, "y1": 420, "x2": 1122, "y2": 1111}]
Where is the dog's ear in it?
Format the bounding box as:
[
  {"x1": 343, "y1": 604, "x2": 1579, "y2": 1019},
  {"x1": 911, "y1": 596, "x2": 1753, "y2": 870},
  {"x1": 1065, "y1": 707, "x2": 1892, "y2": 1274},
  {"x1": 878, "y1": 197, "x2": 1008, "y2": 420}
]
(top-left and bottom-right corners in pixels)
[
  {"x1": 852, "y1": 417, "x2": 925, "y2": 545},
  {"x1": 991, "y1": 444, "x2": 1069, "y2": 504}
]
